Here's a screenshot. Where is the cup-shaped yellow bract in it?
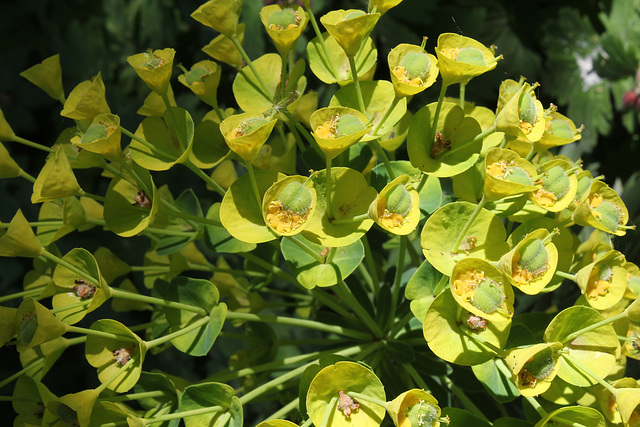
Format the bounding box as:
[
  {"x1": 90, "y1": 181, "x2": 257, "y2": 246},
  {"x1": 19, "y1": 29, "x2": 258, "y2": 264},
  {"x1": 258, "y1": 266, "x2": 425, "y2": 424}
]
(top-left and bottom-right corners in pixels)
[
  {"x1": 306, "y1": 361, "x2": 386, "y2": 427},
  {"x1": 203, "y1": 24, "x2": 245, "y2": 70},
  {"x1": 450, "y1": 258, "x2": 514, "y2": 323},
  {"x1": 127, "y1": 48, "x2": 175, "y2": 95},
  {"x1": 15, "y1": 298, "x2": 66, "y2": 353},
  {"x1": 0, "y1": 107, "x2": 16, "y2": 141},
  {"x1": 369, "y1": 174, "x2": 420, "y2": 235},
  {"x1": 388, "y1": 44, "x2": 439, "y2": 96},
  {"x1": 575, "y1": 250, "x2": 627, "y2": 310},
  {"x1": 263, "y1": 175, "x2": 316, "y2": 236},
  {"x1": 191, "y1": 0, "x2": 242, "y2": 37},
  {"x1": 0, "y1": 209, "x2": 45, "y2": 258},
  {"x1": 12, "y1": 375, "x2": 58, "y2": 427},
  {"x1": 573, "y1": 180, "x2": 631, "y2": 236},
  {"x1": 535, "y1": 109, "x2": 582, "y2": 151},
  {"x1": 310, "y1": 107, "x2": 370, "y2": 159},
  {"x1": 32, "y1": 145, "x2": 83, "y2": 204},
  {"x1": 435, "y1": 33, "x2": 500, "y2": 86},
  {"x1": 505, "y1": 342, "x2": 563, "y2": 396},
  {"x1": 260, "y1": 5, "x2": 308, "y2": 54},
  {"x1": 387, "y1": 389, "x2": 445, "y2": 427},
  {"x1": 70, "y1": 113, "x2": 122, "y2": 161},
  {"x1": 499, "y1": 228, "x2": 558, "y2": 295},
  {"x1": 495, "y1": 82, "x2": 545, "y2": 142},
  {"x1": 320, "y1": 9, "x2": 381, "y2": 57},
  {"x1": 530, "y1": 159, "x2": 578, "y2": 212},
  {"x1": 219, "y1": 112, "x2": 278, "y2": 162},
  {"x1": 85, "y1": 319, "x2": 147, "y2": 393},
  {"x1": 483, "y1": 148, "x2": 537, "y2": 201},
  {"x1": 369, "y1": 0, "x2": 404, "y2": 14},
  {"x1": 178, "y1": 60, "x2": 222, "y2": 107},
  {"x1": 20, "y1": 54, "x2": 65, "y2": 103},
  {"x1": 47, "y1": 389, "x2": 99, "y2": 427},
  {"x1": 60, "y1": 72, "x2": 111, "y2": 121}
]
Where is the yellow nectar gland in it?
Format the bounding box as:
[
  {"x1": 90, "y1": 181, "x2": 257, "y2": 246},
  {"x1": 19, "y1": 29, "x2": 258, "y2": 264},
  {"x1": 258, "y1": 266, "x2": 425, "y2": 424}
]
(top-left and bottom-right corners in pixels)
[
  {"x1": 452, "y1": 269, "x2": 484, "y2": 302},
  {"x1": 511, "y1": 251, "x2": 548, "y2": 285},
  {"x1": 315, "y1": 116, "x2": 338, "y2": 139},
  {"x1": 377, "y1": 196, "x2": 407, "y2": 229},
  {"x1": 441, "y1": 47, "x2": 460, "y2": 61},
  {"x1": 585, "y1": 265, "x2": 611, "y2": 300},
  {"x1": 266, "y1": 200, "x2": 308, "y2": 234},
  {"x1": 532, "y1": 187, "x2": 556, "y2": 207},
  {"x1": 486, "y1": 160, "x2": 513, "y2": 180},
  {"x1": 519, "y1": 119, "x2": 534, "y2": 135},
  {"x1": 588, "y1": 193, "x2": 603, "y2": 219},
  {"x1": 392, "y1": 66, "x2": 425, "y2": 87}
]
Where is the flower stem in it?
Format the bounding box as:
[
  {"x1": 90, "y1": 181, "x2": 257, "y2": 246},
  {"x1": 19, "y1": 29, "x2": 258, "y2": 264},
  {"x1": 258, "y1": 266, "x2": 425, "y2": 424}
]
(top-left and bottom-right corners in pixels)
[
  {"x1": 347, "y1": 55, "x2": 366, "y2": 113},
  {"x1": 0, "y1": 358, "x2": 45, "y2": 390},
  {"x1": 554, "y1": 270, "x2": 576, "y2": 282},
  {"x1": 451, "y1": 194, "x2": 487, "y2": 254},
  {"x1": 347, "y1": 391, "x2": 387, "y2": 408},
  {"x1": 524, "y1": 395, "x2": 548, "y2": 418},
  {"x1": 145, "y1": 315, "x2": 211, "y2": 348},
  {"x1": 440, "y1": 375, "x2": 490, "y2": 422},
  {"x1": 231, "y1": 36, "x2": 272, "y2": 101},
  {"x1": 142, "y1": 405, "x2": 225, "y2": 424},
  {"x1": 110, "y1": 288, "x2": 207, "y2": 316},
  {"x1": 302, "y1": 0, "x2": 338, "y2": 80},
  {"x1": 562, "y1": 311, "x2": 627, "y2": 343},
  {"x1": 330, "y1": 213, "x2": 370, "y2": 224},
  {"x1": 361, "y1": 235, "x2": 381, "y2": 294},
  {"x1": 428, "y1": 83, "x2": 449, "y2": 146},
  {"x1": 288, "y1": 235, "x2": 325, "y2": 263},
  {"x1": 325, "y1": 156, "x2": 333, "y2": 220},
  {"x1": 65, "y1": 325, "x2": 132, "y2": 341},
  {"x1": 245, "y1": 161, "x2": 263, "y2": 210},
  {"x1": 320, "y1": 397, "x2": 339, "y2": 427},
  {"x1": 11, "y1": 135, "x2": 52, "y2": 153},
  {"x1": 434, "y1": 123, "x2": 496, "y2": 161},
  {"x1": 185, "y1": 161, "x2": 226, "y2": 197},
  {"x1": 459, "y1": 82, "x2": 466, "y2": 109},
  {"x1": 40, "y1": 250, "x2": 100, "y2": 286},
  {"x1": 403, "y1": 363, "x2": 429, "y2": 390},
  {"x1": 370, "y1": 138, "x2": 396, "y2": 180},
  {"x1": 97, "y1": 390, "x2": 168, "y2": 402},
  {"x1": 388, "y1": 236, "x2": 407, "y2": 329},
  {"x1": 0, "y1": 287, "x2": 44, "y2": 303},
  {"x1": 335, "y1": 281, "x2": 383, "y2": 339}
]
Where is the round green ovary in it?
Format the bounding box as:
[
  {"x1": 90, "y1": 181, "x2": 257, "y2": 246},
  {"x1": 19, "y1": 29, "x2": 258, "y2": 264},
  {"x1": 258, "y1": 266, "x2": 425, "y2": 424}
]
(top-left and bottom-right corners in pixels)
[
  {"x1": 81, "y1": 124, "x2": 108, "y2": 144},
  {"x1": 400, "y1": 52, "x2": 430, "y2": 80},
  {"x1": 335, "y1": 115, "x2": 365, "y2": 137},
  {"x1": 278, "y1": 181, "x2": 312, "y2": 213},
  {"x1": 385, "y1": 184, "x2": 411, "y2": 216},
  {"x1": 595, "y1": 263, "x2": 613, "y2": 282},
  {"x1": 541, "y1": 166, "x2": 569, "y2": 198},
  {"x1": 406, "y1": 401, "x2": 438, "y2": 427},
  {"x1": 455, "y1": 47, "x2": 486, "y2": 66},
  {"x1": 472, "y1": 277, "x2": 503, "y2": 314},
  {"x1": 19, "y1": 315, "x2": 38, "y2": 344},
  {"x1": 519, "y1": 92, "x2": 537, "y2": 124},
  {"x1": 343, "y1": 10, "x2": 366, "y2": 20},
  {"x1": 143, "y1": 56, "x2": 162, "y2": 69},
  {"x1": 547, "y1": 119, "x2": 574, "y2": 139},
  {"x1": 243, "y1": 117, "x2": 269, "y2": 134},
  {"x1": 505, "y1": 166, "x2": 533, "y2": 186},
  {"x1": 268, "y1": 8, "x2": 298, "y2": 29},
  {"x1": 523, "y1": 347, "x2": 555, "y2": 379},
  {"x1": 518, "y1": 238, "x2": 548, "y2": 275},
  {"x1": 185, "y1": 67, "x2": 210, "y2": 85},
  {"x1": 594, "y1": 201, "x2": 622, "y2": 232}
]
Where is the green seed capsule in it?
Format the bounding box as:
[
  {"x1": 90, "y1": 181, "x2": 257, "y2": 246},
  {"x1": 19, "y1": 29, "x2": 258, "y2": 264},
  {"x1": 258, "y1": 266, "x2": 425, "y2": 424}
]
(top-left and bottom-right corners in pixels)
[
  {"x1": 268, "y1": 8, "x2": 298, "y2": 29},
  {"x1": 406, "y1": 400, "x2": 439, "y2": 427},
  {"x1": 541, "y1": 166, "x2": 569, "y2": 199},
  {"x1": 593, "y1": 200, "x2": 623, "y2": 232},
  {"x1": 385, "y1": 184, "x2": 412, "y2": 216},
  {"x1": 335, "y1": 115, "x2": 365, "y2": 137},
  {"x1": 81, "y1": 123, "x2": 108, "y2": 144},
  {"x1": 185, "y1": 67, "x2": 210, "y2": 85},
  {"x1": 455, "y1": 47, "x2": 486, "y2": 66},
  {"x1": 519, "y1": 92, "x2": 537, "y2": 124},
  {"x1": 472, "y1": 277, "x2": 504, "y2": 314},
  {"x1": 19, "y1": 314, "x2": 38, "y2": 345},
  {"x1": 505, "y1": 166, "x2": 533, "y2": 186},
  {"x1": 142, "y1": 56, "x2": 162, "y2": 70},
  {"x1": 278, "y1": 181, "x2": 312, "y2": 214},
  {"x1": 518, "y1": 238, "x2": 548, "y2": 276},
  {"x1": 400, "y1": 52, "x2": 431, "y2": 80}
]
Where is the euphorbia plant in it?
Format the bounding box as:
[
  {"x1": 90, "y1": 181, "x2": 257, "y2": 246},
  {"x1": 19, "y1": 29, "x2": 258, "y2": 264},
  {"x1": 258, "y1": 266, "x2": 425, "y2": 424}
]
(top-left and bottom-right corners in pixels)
[{"x1": 1, "y1": 0, "x2": 639, "y2": 426}]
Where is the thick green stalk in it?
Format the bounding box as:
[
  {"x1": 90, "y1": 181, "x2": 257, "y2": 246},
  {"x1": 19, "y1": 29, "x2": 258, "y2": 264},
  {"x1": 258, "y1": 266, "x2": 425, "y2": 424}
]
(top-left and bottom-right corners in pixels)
[
  {"x1": 145, "y1": 316, "x2": 211, "y2": 348},
  {"x1": 230, "y1": 36, "x2": 272, "y2": 101},
  {"x1": 245, "y1": 161, "x2": 263, "y2": 210},
  {"x1": 459, "y1": 82, "x2": 466, "y2": 109},
  {"x1": 388, "y1": 236, "x2": 407, "y2": 329},
  {"x1": 428, "y1": 83, "x2": 449, "y2": 147},
  {"x1": 361, "y1": 235, "x2": 381, "y2": 293},
  {"x1": 370, "y1": 138, "x2": 396, "y2": 180},
  {"x1": 120, "y1": 126, "x2": 175, "y2": 160},
  {"x1": 97, "y1": 390, "x2": 168, "y2": 403},
  {"x1": 347, "y1": 55, "x2": 366, "y2": 113},
  {"x1": 554, "y1": 271, "x2": 576, "y2": 281},
  {"x1": 65, "y1": 325, "x2": 131, "y2": 341},
  {"x1": 289, "y1": 235, "x2": 325, "y2": 263},
  {"x1": 0, "y1": 287, "x2": 44, "y2": 303},
  {"x1": 0, "y1": 359, "x2": 44, "y2": 390},
  {"x1": 524, "y1": 395, "x2": 548, "y2": 418},
  {"x1": 266, "y1": 397, "x2": 299, "y2": 421},
  {"x1": 325, "y1": 156, "x2": 334, "y2": 220},
  {"x1": 110, "y1": 288, "x2": 207, "y2": 316}
]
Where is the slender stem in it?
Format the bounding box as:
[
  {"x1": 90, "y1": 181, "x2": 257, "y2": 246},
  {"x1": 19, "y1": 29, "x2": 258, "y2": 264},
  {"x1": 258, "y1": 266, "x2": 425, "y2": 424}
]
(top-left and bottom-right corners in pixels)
[
  {"x1": 145, "y1": 315, "x2": 211, "y2": 348},
  {"x1": 280, "y1": 52, "x2": 289, "y2": 100},
  {"x1": 440, "y1": 375, "x2": 490, "y2": 422},
  {"x1": 330, "y1": 213, "x2": 370, "y2": 224},
  {"x1": 312, "y1": 289, "x2": 360, "y2": 323},
  {"x1": 231, "y1": 36, "x2": 272, "y2": 101},
  {"x1": 212, "y1": 102, "x2": 225, "y2": 122},
  {"x1": 554, "y1": 270, "x2": 576, "y2": 281},
  {"x1": 347, "y1": 391, "x2": 387, "y2": 408},
  {"x1": 347, "y1": 55, "x2": 366, "y2": 113},
  {"x1": 388, "y1": 236, "x2": 407, "y2": 328},
  {"x1": 143, "y1": 405, "x2": 224, "y2": 424},
  {"x1": 428, "y1": 83, "x2": 449, "y2": 146},
  {"x1": 451, "y1": 194, "x2": 487, "y2": 253},
  {"x1": 65, "y1": 325, "x2": 132, "y2": 341},
  {"x1": 302, "y1": 0, "x2": 338, "y2": 80},
  {"x1": 95, "y1": 359, "x2": 136, "y2": 395},
  {"x1": 325, "y1": 157, "x2": 333, "y2": 220},
  {"x1": 459, "y1": 82, "x2": 466, "y2": 109},
  {"x1": 266, "y1": 397, "x2": 299, "y2": 421},
  {"x1": 562, "y1": 311, "x2": 628, "y2": 343},
  {"x1": 226, "y1": 311, "x2": 372, "y2": 341},
  {"x1": 245, "y1": 161, "x2": 263, "y2": 210},
  {"x1": 335, "y1": 281, "x2": 383, "y2": 339},
  {"x1": 40, "y1": 250, "x2": 100, "y2": 286},
  {"x1": 389, "y1": 311, "x2": 415, "y2": 339},
  {"x1": 185, "y1": 162, "x2": 226, "y2": 197},
  {"x1": 300, "y1": 418, "x2": 314, "y2": 427},
  {"x1": 0, "y1": 287, "x2": 44, "y2": 303},
  {"x1": 370, "y1": 139, "x2": 396, "y2": 179},
  {"x1": 434, "y1": 123, "x2": 496, "y2": 161},
  {"x1": 524, "y1": 395, "x2": 547, "y2": 418},
  {"x1": 20, "y1": 170, "x2": 36, "y2": 183},
  {"x1": 11, "y1": 135, "x2": 52, "y2": 153},
  {"x1": 289, "y1": 235, "x2": 324, "y2": 263},
  {"x1": 97, "y1": 390, "x2": 168, "y2": 402},
  {"x1": 241, "y1": 252, "x2": 301, "y2": 287},
  {"x1": 120, "y1": 126, "x2": 172, "y2": 158},
  {"x1": 560, "y1": 353, "x2": 618, "y2": 395},
  {"x1": 110, "y1": 288, "x2": 207, "y2": 316},
  {"x1": 372, "y1": 96, "x2": 399, "y2": 136},
  {"x1": 50, "y1": 299, "x2": 91, "y2": 314},
  {"x1": 0, "y1": 359, "x2": 45, "y2": 390},
  {"x1": 320, "y1": 397, "x2": 339, "y2": 427},
  {"x1": 403, "y1": 363, "x2": 428, "y2": 390},
  {"x1": 361, "y1": 235, "x2": 380, "y2": 294},
  {"x1": 357, "y1": 263, "x2": 375, "y2": 293},
  {"x1": 157, "y1": 205, "x2": 222, "y2": 227}
]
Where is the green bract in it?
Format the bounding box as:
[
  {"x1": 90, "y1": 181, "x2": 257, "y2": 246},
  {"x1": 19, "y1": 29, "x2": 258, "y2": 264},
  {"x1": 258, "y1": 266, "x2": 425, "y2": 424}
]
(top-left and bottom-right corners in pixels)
[
  {"x1": 307, "y1": 33, "x2": 377, "y2": 85},
  {"x1": 127, "y1": 48, "x2": 176, "y2": 95},
  {"x1": 575, "y1": 250, "x2": 627, "y2": 310},
  {"x1": 530, "y1": 159, "x2": 578, "y2": 212},
  {"x1": 435, "y1": 33, "x2": 501, "y2": 86},
  {"x1": 310, "y1": 106, "x2": 370, "y2": 159},
  {"x1": 495, "y1": 81, "x2": 546, "y2": 142},
  {"x1": 178, "y1": 60, "x2": 222, "y2": 108},
  {"x1": 20, "y1": 54, "x2": 65, "y2": 103},
  {"x1": 387, "y1": 389, "x2": 444, "y2": 427},
  {"x1": 0, "y1": 209, "x2": 45, "y2": 258},
  {"x1": 483, "y1": 148, "x2": 537, "y2": 201},
  {"x1": 260, "y1": 5, "x2": 308, "y2": 54},
  {"x1": 71, "y1": 113, "x2": 122, "y2": 161},
  {"x1": 573, "y1": 180, "x2": 631, "y2": 236},
  {"x1": 60, "y1": 72, "x2": 111, "y2": 121},
  {"x1": 505, "y1": 343, "x2": 563, "y2": 396},
  {"x1": 15, "y1": 298, "x2": 66, "y2": 352},
  {"x1": 191, "y1": 0, "x2": 242, "y2": 37},
  {"x1": 320, "y1": 10, "x2": 380, "y2": 57},
  {"x1": 220, "y1": 112, "x2": 278, "y2": 162},
  {"x1": 31, "y1": 145, "x2": 83, "y2": 203}
]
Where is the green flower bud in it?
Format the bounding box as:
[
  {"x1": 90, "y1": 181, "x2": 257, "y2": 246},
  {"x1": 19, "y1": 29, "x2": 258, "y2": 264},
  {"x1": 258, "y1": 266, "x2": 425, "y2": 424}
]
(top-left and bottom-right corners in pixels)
[
  {"x1": 185, "y1": 67, "x2": 211, "y2": 85},
  {"x1": 385, "y1": 184, "x2": 411, "y2": 216},
  {"x1": 472, "y1": 276, "x2": 504, "y2": 314},
  {"x1": 369, "y1": 175, "x2": 420, "y2": 235},
  {"x1": 519, "y1": 92, "x2": 537, "y2": 125}
]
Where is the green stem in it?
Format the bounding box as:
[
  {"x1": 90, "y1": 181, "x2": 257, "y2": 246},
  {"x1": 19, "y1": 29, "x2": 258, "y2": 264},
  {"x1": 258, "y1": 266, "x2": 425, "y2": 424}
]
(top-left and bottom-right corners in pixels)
[
  {"x1": 554, "y1": 270, "x2": 576, "y2": 281},
  {"x1": 110, "y1": 288, "x2": 207, "y2": 316},
  {"x1": 0, "y1": 358, "x2": 45, "y2": 390},
  {"x1": 388, "y1": 236, "x2": 407, "y2": 329},
  {"x1": 302, "y1": 0, "x2": 338, "y2": 80},
  {"x1": 403, "y1": 363, "x2": 428, "y2": 390},
  {"x1": 185, "y1": 161, "x2": 226, "y2": 197},
  {"x1": 143, "y1": 405, "x2": 224, "y2": 424},
  {"x1": 289, "y1": 235, "x2": 324, "y2": 263},
  {"x1": 280, "y1": 51, "x2": 289, "y2": 100},
  {"x1": 560, "y1": 352, "x2": 618, "y2": 395},
  {"x1": 389, "y1": 311, "x2": 415, "y2": 339},
  {"x1": 241, "y1": 252, "x2": 300, "y2": 286},
  {"x1": 372, "y1": 96, "x2": 399, "y2": 136},
  {"x1": 50, "y1": 299, "x2": 91, "y2": 315},
  {"x1": 562, "y1": 311, "x2": 628, "y2": 343},
  {"x1": 434, "y1": 123, "x2": 496, "y2": 161},
  {"x1": 347, "y1": 55, "x2": 366, "y2": 113},
  {"x1": 230, "y1": 36, "x2": 272, "y2": 101},
  {"x1": 120, "y1": 126, "x2": 173, "y2": 159},
  {"x1": 347, "y1": 391, "x2": 387, "y2": 408},
  {"x1": 441, "y1": 375, "x2": 490, "y2": 422},
  {"x1": 212, "y1": 102, "x2": 225, "y2": 122},
  {"x1": 40, "y1": 250, "x2": 100, "y2": 286},
  {"x1": 320, "y1": 397, "x2": 339, "y2": 427},
  {"x1": 330, "y1": 213, "x2": 370, "y2": 224},
  {"x1": 524, "y1": 395, "x2": 548, "y2": 418},
  {"x1": 19, "y1": 170, "x2": 36, "y2": 183},
  {"x1": 0, "y1": 287, "x2": 44, "y2": 303},
  {"x1": 357, "y1": 263, "x2": 375, "y2": 293},
  {"x1": 245, "y1": 161, "x2": 263, "y2": 210},
  {"x1": 145, "y1": 316, "x2": 211, "y2": 348},
  {"x1": 11, "y1": 135, "x2": 52, "y2": 153},
  {"x1": 300, "y1": 418, "x2": 314, "y2": 427},
  {"x1": 459, "y1": 82, "x2": 466, "y2": 109},
  {"x1": 312, "y1": 289, "x2": 359, "y2": 323},
  {"x1": 266, "y1": 397, "x2": 299, "y2": 421},
  {"x1": 451, "y1": 194, "x2": 487, "y2": 253},
  {"x1": 97, "y1": 390, "x2": 168, "y2": 402},
  {"x1": 361, "y1": 235, "x2": 380, "y2": 294},
  {"x1": 65, "y1": 325, "x2": 132, "y2": 341},
  {"x1": 335, "y1": 281, "x2": 383, "y2": 339},
  {"x1": 324, "y1": 156, "x2": 334, "y2": 221},
  {"x1": 226, "y1": 311, "x2": 372, "y2": 341},
  {"x1": 95, "y1": 359, "x2": 136, "y2": 395},
  {"x1": 157, "y1": 205, "x2": 222, "y2": 227},
  {"x1": 428, "y1": 83, "x2": 449, "y2": 147},
  {"x1": 370, "y1": 139, "x2": 396, "y2": 180}
]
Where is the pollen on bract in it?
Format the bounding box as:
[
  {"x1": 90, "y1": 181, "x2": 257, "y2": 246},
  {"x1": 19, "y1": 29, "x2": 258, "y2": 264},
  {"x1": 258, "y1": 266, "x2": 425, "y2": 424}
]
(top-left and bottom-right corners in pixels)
[
  {"x1": 585, "y1": 264, "x2": 613, "y2": 300},
  {"x1": 337, "y1": 390, "x2": 359, "y2": 418},
  {"x1": 113, "y1": 344, "x2": 136, "y2": 367}
]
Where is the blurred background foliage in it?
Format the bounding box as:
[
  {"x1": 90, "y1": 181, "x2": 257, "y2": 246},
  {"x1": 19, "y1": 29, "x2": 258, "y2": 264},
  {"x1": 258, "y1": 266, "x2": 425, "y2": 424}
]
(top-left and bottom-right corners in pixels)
[{"x1": 0, "y1": 0, "x2": 639, "y2": 420}]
